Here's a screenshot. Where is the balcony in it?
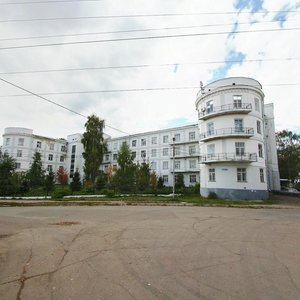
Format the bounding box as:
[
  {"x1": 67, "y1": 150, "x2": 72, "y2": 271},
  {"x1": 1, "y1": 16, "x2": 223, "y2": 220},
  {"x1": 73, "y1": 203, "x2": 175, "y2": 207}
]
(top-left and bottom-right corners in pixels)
[
  {"x1": 198, "y1": 103, "x2": 252, "y2": 120},
  {"x1": 200, "y1": 152, "x2": 257, "y2": 164},
  {"x1": 200, "y1": 127, "x2": 254, "y2": 142}
]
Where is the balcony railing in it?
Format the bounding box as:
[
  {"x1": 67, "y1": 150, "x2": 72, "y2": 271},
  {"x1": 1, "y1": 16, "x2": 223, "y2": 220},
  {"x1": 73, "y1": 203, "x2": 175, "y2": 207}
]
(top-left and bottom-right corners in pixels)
[
  {"x1": 200, "y1": 152, "x2": 257, "y2": 164},
  {"x1": 200, "y1": 127, "x2": 254, "y2": 141},
  {"x1": 198, "y1": 103, "x2": 252, "y2": 120}
]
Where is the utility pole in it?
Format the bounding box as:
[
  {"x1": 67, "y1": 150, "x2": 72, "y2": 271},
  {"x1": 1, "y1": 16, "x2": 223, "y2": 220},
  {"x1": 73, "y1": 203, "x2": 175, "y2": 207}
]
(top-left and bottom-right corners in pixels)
[{"x1": 172, "y1": 137, "x2": 175, "y2": 198}]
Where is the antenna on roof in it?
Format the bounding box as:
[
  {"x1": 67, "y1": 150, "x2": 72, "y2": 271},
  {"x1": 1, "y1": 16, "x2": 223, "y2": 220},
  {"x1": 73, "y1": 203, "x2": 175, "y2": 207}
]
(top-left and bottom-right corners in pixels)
[{"x1": 200, "y1": 81, "x2": 205, "y2": 94}]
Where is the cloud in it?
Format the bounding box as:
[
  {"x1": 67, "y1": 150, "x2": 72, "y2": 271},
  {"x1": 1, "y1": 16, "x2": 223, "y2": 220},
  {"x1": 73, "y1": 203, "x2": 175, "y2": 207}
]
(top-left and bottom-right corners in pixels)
[
  {"x1": 234, "y1": 0, "x2": 265, "y2": 13},
  {"x1": 1, "y1": 0, "x2": 299, "y2": 147},
  {"x1": 210, "y1": 49, "x2": 246, "y2": 82},
  {"x1": 272, "y1": 2, "x2": 300, "y2": 27}
]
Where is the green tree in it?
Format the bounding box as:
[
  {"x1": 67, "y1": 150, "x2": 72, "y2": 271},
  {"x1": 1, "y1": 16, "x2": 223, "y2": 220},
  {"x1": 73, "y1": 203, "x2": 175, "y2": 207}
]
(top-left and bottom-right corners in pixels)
[
  {"x1": 175, "y1": 173, "x2": 185, "y2": 189},
  {"x1": 157, "y1": 176, "x2": 164, "y2": 189},
  {"x1": 276, "y1": 130, "x2": 300, "y2": 183},
  {"x1": 27, "y1": 151, "x2": 45, "y2": 188},
  {"x1": 149, "y1": 171, "x2": 158, "y2": 189},
  {"x1": 81, "y1": 114, "x2": 107, "y2": 186},
  {"x1": 44, "y1": 171, "x2": 55, "y2": 196},
  {"x1": 0, "y1": 153, "x2": 16, "y2": 196},
  {"x1": 136, "y1": 161, "x2": 151, "y2": 191},
  {"x1": 95, "y1": 170, "x2": 107, "y2": 190},
  {"x1": 70, "y1": 171, "x2": 82, "y2": 192},
  {"x1": 113, "y1": 142, "x2": 135, "y2": 192}
]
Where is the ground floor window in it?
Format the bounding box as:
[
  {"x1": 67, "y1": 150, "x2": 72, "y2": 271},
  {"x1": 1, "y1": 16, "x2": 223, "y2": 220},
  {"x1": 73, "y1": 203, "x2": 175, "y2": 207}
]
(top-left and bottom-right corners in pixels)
[
  {"x1": 47, "y1": 165, "x2": 53, "y2": 172},
  {"x1": 237, "y1": 168, "x2": 247, "y2": 182},
  {"x1": 209, "y1": 168, "x2": 215, "y2": 182},
  {"x1": 15, "y1": 162, "x2": 21, "y2": 169},
  {"x1": 190, "y1": 174, "x2": 197, "y2": 183},
  {"x1": 260, "y1": 168, "x2": 264, "y2": 182},
  {"x1": 163, "y1": 175, "x2": 168, "y2": 183}
]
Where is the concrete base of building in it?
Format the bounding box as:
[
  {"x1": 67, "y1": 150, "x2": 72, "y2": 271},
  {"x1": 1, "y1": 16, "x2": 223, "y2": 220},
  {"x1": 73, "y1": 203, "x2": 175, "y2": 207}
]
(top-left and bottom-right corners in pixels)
[{"x1": 201, "y1": 188, "x2": 269, "y2": 200}]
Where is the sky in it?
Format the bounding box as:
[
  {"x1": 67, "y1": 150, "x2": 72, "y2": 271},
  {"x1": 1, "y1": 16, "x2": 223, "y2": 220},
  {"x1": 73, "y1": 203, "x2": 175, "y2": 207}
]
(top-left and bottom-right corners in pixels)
[{"x1": 0, "y1": 0, "x2": 300, "y2": 145}]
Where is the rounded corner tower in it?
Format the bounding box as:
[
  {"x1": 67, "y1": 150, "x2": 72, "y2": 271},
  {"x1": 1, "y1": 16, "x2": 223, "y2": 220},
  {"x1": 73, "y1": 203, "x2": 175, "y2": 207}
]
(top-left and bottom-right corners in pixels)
[{"x1": 195, "y1": 77, "x2": 268, "y2": 200}]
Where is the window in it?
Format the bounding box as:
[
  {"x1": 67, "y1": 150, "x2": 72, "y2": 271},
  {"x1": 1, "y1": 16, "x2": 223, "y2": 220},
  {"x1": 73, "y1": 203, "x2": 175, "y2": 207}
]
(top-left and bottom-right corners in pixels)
[
  {"x1": 190, "y1": 175, "x2": 197, "y2": 183},
  {"x1": 113, "y1": 165, "x2": 117, "y2": 171},
  {"x1": 132, "y1": 140, "x2": 137, "y2": 147},
  {"x1": 163, "y1": 148, "x2": 169, "y2": 156},
  {"x1": 207, "y1": 144, "x2": 215, "y2": 158},
  {"x1": 113, "y1": 142, "x2": 118, "y2": 150},
  {"x1": 141, "y1": 150, "x2": 146, "y2": 158},
  {"x1": 234, "y1": 119, "x2": 243, "y2": 132},
  {"x1": 163, "y1": 161, "x2": 169, "y2": 169},
  {"x1": 113, "y1": 153, "x2": 118, "y2": 161},
  {"x1": 175, "y1": 147, "x2": 181, "y2": 156},
  {"x1": 49, "y1": 143, "x2": 54, "y2": 150},
  {"x1": 47, "y1": 165, "x2": 53, "y2": 172},
  {"x1": 233, "y1": 95, "x2": 242, "y2": 108},
  {"x1": 163, "y1": 135, "x2": 169, "y2": 143},
  {"x1": 61, "y1": 145, "x2": 66, "y2": 152},
  {"x1": 105, "y1": 154, "x2": 110, "y2": 161},
  {"x1": 189, "y1": 160, "x2": 196, "y2": 169},
  {"x1": 60, "y1": 156, "x2": 64, "y2": 162},
  {"x1": 151, "y1": 137, "x2": 157, "y2": 144},
  {"x1": 260, "y1": 168, "x2": 265, "y2": 182},
  {"x1": 37, "y1": 141, "x2": 42, "y2": 148},
  {"x1": 206, "y1": 100, "x2": 213, "y2": 114},
  {"x1": 209, "y1": 168, "x2": 215, "y2": 182},
  {"x1": 189, "y1": 131, "x2": 195, "y2": 141},
  {"x1": 174, "y1": 160, "x2": 180, "y2": 170},
  {"x1": 151, "y1": 162, "x2": 157, "y2": 170},
  {"x1": 132, "y1": 151, "x2": 136, "y2": 159},
  {"x1": 69, "y1": 145, "x2": 76, "y2": 178},
  {"x1": 48, "y1": 154, "x2": 53, "y2": 161},
  {"x1": 163, "y1": 175, "x2": 169, "y2": 183},
  {"x1": 189, "y1": 145, "x2": 196, "y2": 155},
  {"x1": 141, "y1": 138, "x2": 146, "y2": 146},
  {"x1": 15, "y1": 162, "x2": 21, "y2": 169},
  {"x1": 174, "y1": 134, "x2": 180, "y2": 142},
  {"x1": 237, "y1": 168, "x2": 247, "y2": 182},
  {"x1": 17, "y1": 150, "x2": 22, "y2": 157},
  {"x1": 235, "y1": 142, "x2": 245, "y2": 156},
  {"x1": 18, "y1": 138, "x2": 24, "y2": 146},
  {"x1": 258, "y1": 144, "x2": 263, "y2": 158},
  {"x1": 255, "y1": 98, "x2": 260, "y2": 112},
  {"x1": 5, "y1": 138, "x2": 10, "y2": 146},
  {"x1": 207, "y1": 122, "x2": 214, "y2": 136},
  {"x1": 257, "y1": 120, "x2": 262, "y2": 134},
  {"x1": 151, "y1": 149, "x2": 157, "y2": 157}
]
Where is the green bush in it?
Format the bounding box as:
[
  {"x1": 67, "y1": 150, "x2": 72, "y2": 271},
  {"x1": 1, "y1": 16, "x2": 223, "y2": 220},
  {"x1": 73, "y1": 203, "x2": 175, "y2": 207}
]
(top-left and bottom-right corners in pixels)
[
  {"x1": 207, "y1": 191, "x2": 218, "y2": 199},
  {"x1": 100, "y1": 188, "x2": 115, "y2": 197},
  {"x1": 51, "y1": 189, "x2": 70, "y2": 199}
]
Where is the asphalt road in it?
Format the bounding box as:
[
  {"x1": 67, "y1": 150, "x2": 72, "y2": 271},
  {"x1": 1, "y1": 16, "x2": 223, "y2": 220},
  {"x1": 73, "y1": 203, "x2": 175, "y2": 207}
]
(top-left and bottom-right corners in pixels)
[{"x1": 0, "y1": 206, "x2": 300, "y2": 300}]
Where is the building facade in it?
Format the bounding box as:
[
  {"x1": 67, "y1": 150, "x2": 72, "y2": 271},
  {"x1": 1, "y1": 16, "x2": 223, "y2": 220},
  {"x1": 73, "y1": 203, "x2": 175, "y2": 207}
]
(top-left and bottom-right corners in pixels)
[
  {"x1": 2, "y1": 127, "x2": 68, "y2": 174},
  {"x1": 102, "y1": 124, "x2": 200, "y2": 187},
  {"x1": 195, "y1": 77, "x2": 280, "y2": 200},
  {"x1": 1, "y1": 77, "x2": 280, "y2": 199}
]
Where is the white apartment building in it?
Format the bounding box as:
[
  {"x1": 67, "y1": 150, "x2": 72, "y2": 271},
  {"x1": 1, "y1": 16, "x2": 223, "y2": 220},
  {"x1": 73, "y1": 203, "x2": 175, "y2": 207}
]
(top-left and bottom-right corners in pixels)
[
  {"x1": 2, "y1": 127, "x2": 68, "y2": 174},
  {"x1": 1, "y1": 77, "x2": 280, "y2": 198},
  {"x1": 195, "y1": 77, "x2": 280, "y2": 200},
  {"x1": 102, "y1": 124, "x2": 200, "y2": 187}
]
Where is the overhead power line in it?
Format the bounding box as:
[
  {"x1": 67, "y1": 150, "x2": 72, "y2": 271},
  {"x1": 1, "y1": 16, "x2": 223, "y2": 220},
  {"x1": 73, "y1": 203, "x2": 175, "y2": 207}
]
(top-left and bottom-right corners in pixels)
[
  {"x1": 0, "y1": 27, "x2": 299, "y2": 51},
  {"x1": 0, "y1": 0, "x2": 105, "y2": 5},
  {"x1": 0, "y1": 10, "x2": 299, "y2": 23},
  {"x1": 1, "y1": 18, "x2": 299, "y2": 42},
  {"x1": 0, "y1": 77, "x2": 130, "y2": 135},
  {"x1": 1, "y1": 57, "x2": 299, "y2": 76},
  {"x1": 1, "y1": 83, "x2": 300, "y2": 98}
]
